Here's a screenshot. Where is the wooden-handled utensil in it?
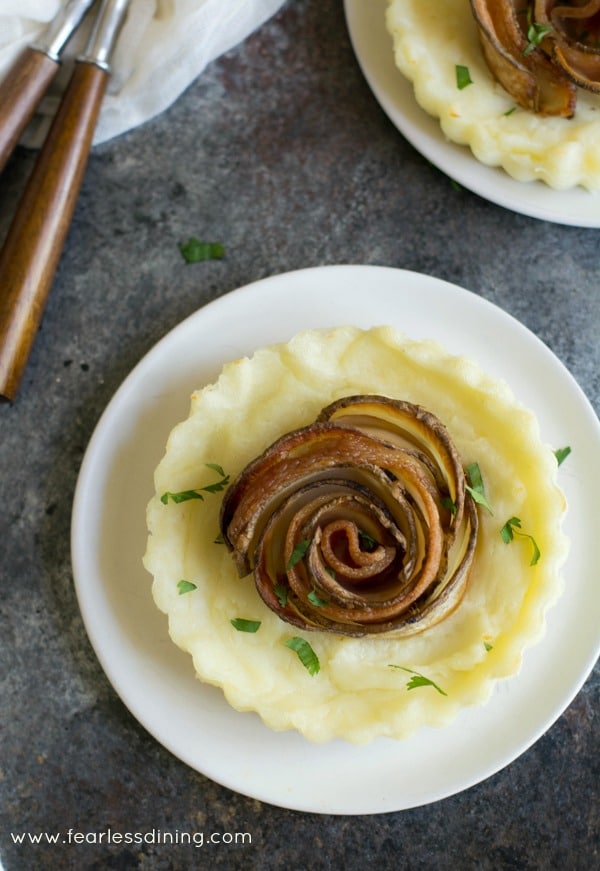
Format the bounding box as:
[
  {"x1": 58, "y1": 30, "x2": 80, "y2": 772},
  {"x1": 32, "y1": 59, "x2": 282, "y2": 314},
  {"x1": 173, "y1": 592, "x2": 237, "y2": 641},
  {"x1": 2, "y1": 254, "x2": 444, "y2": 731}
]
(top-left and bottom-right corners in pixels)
[
  {"x1": 0, "y1": 0, "x2": 98, "y2": 175},
  {"x1": 0, "y1": 0, "x2": 130, "y2": 402}
]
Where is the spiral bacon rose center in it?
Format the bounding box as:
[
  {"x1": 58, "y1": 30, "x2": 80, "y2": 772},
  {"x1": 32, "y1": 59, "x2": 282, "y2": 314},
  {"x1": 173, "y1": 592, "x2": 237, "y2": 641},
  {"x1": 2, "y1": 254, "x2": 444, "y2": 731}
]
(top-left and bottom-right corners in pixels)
[{"x1": 219, "y1": 396, "x2": 479, "y2": 638}]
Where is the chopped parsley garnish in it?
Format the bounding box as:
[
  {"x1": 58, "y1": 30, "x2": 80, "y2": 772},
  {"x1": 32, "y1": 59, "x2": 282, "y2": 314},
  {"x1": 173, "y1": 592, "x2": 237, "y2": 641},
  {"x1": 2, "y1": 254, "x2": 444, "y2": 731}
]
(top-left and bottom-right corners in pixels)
[
  {"x1": 177, "y1": 580, "x2": 197, "y2": 595},
  {"x1": 484, "y1": 641, "x2": 493, "y2": 652},
  {"x1": 441, "y1": 496, "x2": 457, "y2": 516},
  {"x1": 455, "y1": 64, "x2": 473, "y2": 90},
  {"x1": 161, "y1": 489, "x2": 205, "y2": 504},
  {"x1": 465, "y1": 462, "x2": 493, "y2": 513},
  {"x1": 523, "y1": 10, "x2": 552, "y2": 56},
  {"x1": 389, "y1": 665, "x2": 447, "y2": 696},
  {"x1": 554, "y1": 446, "x2": 572, "y2": 467},
  {"x1": 274, "y1": 583, "x2": 288, "y2": 607},
  {"x1": 358, "y1": 530, "x2": 377, "y2": 552},
  {"x1": 230, "y1": 618, "x2": 261, "y2": 633},
  {"x1": 286, "y1": 539, "x2": 310, "y2": 571},
  {"x1": 161, "y1": 464, "x2": 229, "y2": 504},
  {"x1": 200, "y1": 479, "x2": 230, "y2": 495},
  {"x1": 500, "y1": 516, "x2": 541, "y2": 565},
  {"x1": 284, "y1": 637, "x2": 320, "y2": 675},
  {"x1": 178, "y1": 237, "x2": 225, "y2": 264},
  {"x1": 307, "y1": 590, "x2": 328, "y2": 607}
]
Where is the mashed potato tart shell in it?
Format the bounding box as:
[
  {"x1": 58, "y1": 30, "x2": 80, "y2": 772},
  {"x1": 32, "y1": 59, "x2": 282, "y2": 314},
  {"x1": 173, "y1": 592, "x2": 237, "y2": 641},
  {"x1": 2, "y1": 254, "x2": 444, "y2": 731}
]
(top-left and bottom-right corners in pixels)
[
  {"x1": 386, "y1": 0, "x2": 600, "y2": 190},
  {"x1": 144, "y1": 326, "x2": 568, "y2": 744}
]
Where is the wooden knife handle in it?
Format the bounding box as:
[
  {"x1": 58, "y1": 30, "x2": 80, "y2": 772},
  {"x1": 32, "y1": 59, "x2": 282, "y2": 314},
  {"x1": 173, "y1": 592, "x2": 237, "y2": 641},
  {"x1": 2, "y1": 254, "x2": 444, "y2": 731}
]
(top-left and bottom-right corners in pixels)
[
  {"x1": 0, "y1": 61, "x2": 108, "y2": 401},
  {"x1": 0, "y1": 47, "x2": 60, "y2": 175}
]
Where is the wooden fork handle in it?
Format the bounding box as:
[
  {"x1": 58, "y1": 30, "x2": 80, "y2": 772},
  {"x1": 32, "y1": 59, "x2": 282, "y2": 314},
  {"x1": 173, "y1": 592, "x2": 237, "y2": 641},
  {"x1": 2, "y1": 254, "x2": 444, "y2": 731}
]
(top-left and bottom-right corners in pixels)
[
  {"x1": 0, "y1": 61, "x2": 109, "y2": 401},
  {"x1": 0, "y1": 47, "x2": 60, "y2": 175}
]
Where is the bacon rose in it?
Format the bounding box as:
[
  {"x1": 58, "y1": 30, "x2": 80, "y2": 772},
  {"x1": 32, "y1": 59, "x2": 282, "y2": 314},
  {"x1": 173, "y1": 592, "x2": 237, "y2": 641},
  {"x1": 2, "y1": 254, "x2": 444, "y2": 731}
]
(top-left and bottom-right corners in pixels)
[{"x1": 220, "y1": 396, "x2": 479, "y2": 638}]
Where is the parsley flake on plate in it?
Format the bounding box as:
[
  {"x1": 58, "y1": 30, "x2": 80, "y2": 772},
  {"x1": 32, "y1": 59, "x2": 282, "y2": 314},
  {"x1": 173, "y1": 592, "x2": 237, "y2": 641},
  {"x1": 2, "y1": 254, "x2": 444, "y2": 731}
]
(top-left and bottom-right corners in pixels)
[
  {"x1": 455, "y1": 64, "x2": 473, "y2": 90},
  {"x1": 284, "y1": 637, "x2": 320, "y2": 675},
  {"x1": 554, "y1": 446, "x2": 571, "y2": 467},
  {"x1": 230, "y1": 618, "x2": 261, "y2": 633},
  {"x1": 161, "y1": 464, "x2": 229, "y2": 504},
  {"x1": 389, "y1": 665, "x2": 447, "y2": 696},
  {"x1": 465, "y1": 462, "x2": 493, "y2": 513},
  {"x1": 500, "y1": 516, "x2": 541, "y2": 565},
  {"x1": 178, "y1": 237, "x2": 225, "y2": 264}
]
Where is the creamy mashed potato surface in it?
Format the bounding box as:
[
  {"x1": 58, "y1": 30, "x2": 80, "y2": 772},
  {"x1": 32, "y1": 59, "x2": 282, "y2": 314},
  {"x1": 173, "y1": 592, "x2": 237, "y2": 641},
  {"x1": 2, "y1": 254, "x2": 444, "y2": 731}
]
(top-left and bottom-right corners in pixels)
[
  {"x1": 386, "y1": 0, "x2": 600, "y2": 190},
  {"x1": 144, "y1": 326, "x2": 568, "y2": 744}
]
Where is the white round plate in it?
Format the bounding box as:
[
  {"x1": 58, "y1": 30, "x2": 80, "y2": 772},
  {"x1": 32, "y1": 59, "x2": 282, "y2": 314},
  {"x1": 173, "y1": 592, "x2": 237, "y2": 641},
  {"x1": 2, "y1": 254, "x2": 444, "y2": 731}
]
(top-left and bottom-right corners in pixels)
[
  {"x1": 344, "y1": 0, "x2": 600, "y2": 227},
  {"x1": 71, "y1": 265, "x2": 600, "y2": 814}
]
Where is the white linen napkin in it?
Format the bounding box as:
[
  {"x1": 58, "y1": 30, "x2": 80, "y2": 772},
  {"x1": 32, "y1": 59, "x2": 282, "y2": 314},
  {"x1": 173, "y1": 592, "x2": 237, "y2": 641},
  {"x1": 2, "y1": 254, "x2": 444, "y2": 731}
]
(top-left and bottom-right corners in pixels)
[{"x1": 0, "y1": 0, "x2": 285, "y2": 145}]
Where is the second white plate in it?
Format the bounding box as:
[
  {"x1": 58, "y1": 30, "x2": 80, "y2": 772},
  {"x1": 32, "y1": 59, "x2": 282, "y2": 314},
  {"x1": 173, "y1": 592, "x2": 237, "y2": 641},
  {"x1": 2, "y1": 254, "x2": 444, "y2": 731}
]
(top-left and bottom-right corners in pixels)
[
  {"x1": 344, "y1": 0, "x2": 600, "y2": 227},
  {"x1": 71, "y1": 265, "x2": 600, "y2": 814}
]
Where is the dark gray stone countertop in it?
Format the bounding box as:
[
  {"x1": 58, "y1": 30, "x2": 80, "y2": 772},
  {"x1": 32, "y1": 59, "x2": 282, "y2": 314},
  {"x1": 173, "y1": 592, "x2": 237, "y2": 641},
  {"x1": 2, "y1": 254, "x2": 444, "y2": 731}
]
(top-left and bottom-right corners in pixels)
[{"x1": 1, "y1": 2, "x2": 598, "y2": 869}]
